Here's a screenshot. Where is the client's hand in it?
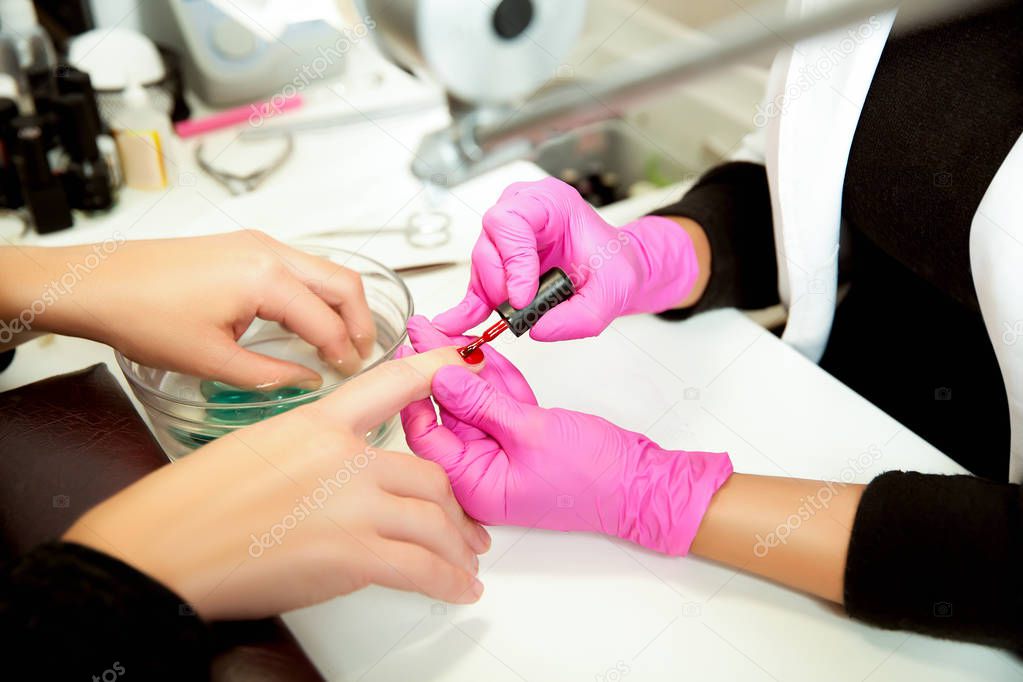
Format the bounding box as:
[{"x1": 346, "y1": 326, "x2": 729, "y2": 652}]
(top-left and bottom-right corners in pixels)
[
  {"x1": 4, "y1": 230, "x2": 377, "y2": 389},
  {"x1": 401, "y1": 319, "x2": 732, "y2": 556},
  {"x1": 63, "y1": 347, "x2": 491, "y2": 621}
]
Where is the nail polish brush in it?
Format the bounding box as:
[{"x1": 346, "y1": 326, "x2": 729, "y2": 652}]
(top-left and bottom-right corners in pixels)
[{"x1": 458, "y1": 267, "x2": 575, "y2": 363}]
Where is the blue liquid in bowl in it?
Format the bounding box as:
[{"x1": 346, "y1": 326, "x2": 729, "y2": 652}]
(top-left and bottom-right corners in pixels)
[{"x1": 200, "y1": 380, "x2": 314, "y2": 426}]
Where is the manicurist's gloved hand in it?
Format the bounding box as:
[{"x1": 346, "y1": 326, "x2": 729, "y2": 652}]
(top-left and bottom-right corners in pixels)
[
  {"x1": 400, "y1": 321, "x2": 733, "y2": 556},
  {"x1": 63, "y1": 347, "x2": 491, "y2": 620},
  {"x1": 433, "y1": 177, "x2": 703, "y2": 341},
  {"x1": 403, "y1": 314, "x2": 538, "y2": 441},
  {"x1": 0, "y1": 230, "x2": 376, "y2": 390}
]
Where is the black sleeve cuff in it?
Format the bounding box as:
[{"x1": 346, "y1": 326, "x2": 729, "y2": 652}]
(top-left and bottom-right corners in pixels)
[
  {"x1": 650, "y1": 161, "x2": 779, "y2": 320},
  {"x1": 0, "y1": 349, "x2": 13, "y2": 374},
  {"x1": 845, "y1": 471, "x2": 1023, "y2": 651},
  {"x1": 0, "y1": 542, "x2": 212, "y2": 680}
]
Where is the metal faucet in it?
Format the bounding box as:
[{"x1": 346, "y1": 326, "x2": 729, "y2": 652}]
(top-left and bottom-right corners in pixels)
[{"x1": 369, "y1": 0, "x2": 993, "y2": 188}]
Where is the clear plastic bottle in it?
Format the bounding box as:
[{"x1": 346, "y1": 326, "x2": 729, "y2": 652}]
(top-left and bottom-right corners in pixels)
[
  {"x1": 113, "y1": 83, "x2": 176, "y2": 190},
  {"x1": 0, "y1": 0, "x2": 56, "y2": 72},
  {"x1": 0, "y1": 32, "x2": 25, "y2": 106}
]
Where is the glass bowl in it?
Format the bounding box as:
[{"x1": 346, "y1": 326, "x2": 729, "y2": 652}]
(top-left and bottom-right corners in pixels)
[{"x1": 116, "y1": 244, "x2": 412, "y2": 461}]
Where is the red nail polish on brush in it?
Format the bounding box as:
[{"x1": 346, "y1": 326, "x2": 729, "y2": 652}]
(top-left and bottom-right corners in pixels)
[
  {"x1": 459, "y1": 319, "x2": 508, "y2": 363},
  {"x1": 458, "y1": 268, "x2": 574, "y2": 362}
]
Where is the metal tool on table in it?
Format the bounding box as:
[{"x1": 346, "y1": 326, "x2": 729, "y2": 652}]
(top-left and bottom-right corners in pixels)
[
  {"x1": 195, "y1": 133, "x2": 293, "y2": 195},
  {"x1": 301, "y1": 210, "x2": 451, "y2": 249},
  {"x1": 394, "y1": 261, "x2": 459, "y2": 276}
]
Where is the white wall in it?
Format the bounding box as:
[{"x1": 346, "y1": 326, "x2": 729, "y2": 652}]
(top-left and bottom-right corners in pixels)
[
  {"x1": 642, "y1": 0, "x2": 786, "y2": 30},
  {"x1": 89, "y1": 0, "x2": 142, "y2": 31}
]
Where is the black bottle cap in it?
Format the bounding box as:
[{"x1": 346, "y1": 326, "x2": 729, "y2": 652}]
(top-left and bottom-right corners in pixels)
[
  {"x1": 26, "y1": 67, "x2": 59, "y2": 140},
  {"x1": 55, "y1": 65, "x2": 92, "y2": 95},
  {"x1": 497, "y1": 267, "x2": 575, "y2": 336},
  {"x1": 56, "y1": 65, "x2": 106, "y2": 135},
  {"x1": 60, "y1": 157, "x2": 113, "y2": 212},
  {"x1": 54, "y1": 94, "x2": 100, "y2": 161},
  {"x1": 27, "y1": 67, "x2": 55, "y2": 114},
  {"x1": 14, "y1": 121, "x2": 73, "y2": 233},
  {"x1": 0, "y1": 99, "x2": 23, "y2": 207},
  {"x1": 0, "y1": 98, "x2": 18, "y2": 127},
  {"x1": 13, "y1": 119, "x2": 48, "y2": 182},
  {"x1": 27, "y1": 66, "x2": 55, "y2": 98},
  {"x1": 56, "y1": 96, "x2": 113, "y2": 212},
  {"x1": 0, "y1": 98, "x2": 20, "y2": 153}
]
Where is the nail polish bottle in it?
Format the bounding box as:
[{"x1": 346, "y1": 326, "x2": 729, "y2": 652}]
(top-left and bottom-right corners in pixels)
[
  {"x1": 458, "y1": 268, "x2": 576, "y2": 362},
  {"x1": 496, "y1": 267, "x2": 576, "y2": 336},
  {"x1": 12, "y1": 115, "x2": 72, "y2": 233},
  {"x1": 24, "y1": 65, "x2": 62, "y2": 153},
  {"x1": 0, "y1": 94, "x2": 23, "y2": 208},
  {"x1": 56, "y1": 66, "x2": 121, "y2": 190},
  {"x1": 54, "y1": 94, "x2": 113, "y2": 212},
  {"x1": 55, "y1": 65, "x2": 105, "y2": 133}
]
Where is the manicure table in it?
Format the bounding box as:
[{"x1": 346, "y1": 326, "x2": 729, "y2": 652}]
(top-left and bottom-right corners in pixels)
[{"x1": 4, "y1": 67, "x2": 1019, "y2": 681}]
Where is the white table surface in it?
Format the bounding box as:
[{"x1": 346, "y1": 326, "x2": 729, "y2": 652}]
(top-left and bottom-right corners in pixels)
[
  {"x1": 280, "y1": 273, "x2": 1021, "y2": 682},
  {"x1": 2, "y1": 50, "x2": 1019, "y2": 682}
]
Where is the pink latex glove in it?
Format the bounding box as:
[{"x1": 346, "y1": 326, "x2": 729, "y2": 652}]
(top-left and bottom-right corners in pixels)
[
  {"x1": 399, "y1": 320, "x2": 732, "y2": 556},
  {"x1": 402, "y1": 315, "x2": 538, "y2": 442},
  {"x1": 433, "y1": 177, "x2": 701, "y2": 341}
]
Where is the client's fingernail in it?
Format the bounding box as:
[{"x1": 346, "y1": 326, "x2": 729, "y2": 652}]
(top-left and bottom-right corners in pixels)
[
  {"x1": 295, "y1": 378, "x2": 323, "y2": 391},
  {"x1": 470, "y1": 579, "x2": 484, "y2": 600},
  {"x1": 318, "y1": 352, "x2": 365, "y2": 379},
  {"x1": 353, "y1": 333, "x2": 375, "y2": 359},
  {"x1": 458, "y1": 346, "x2": 484, "y2": 366},
  {"x1": 477, "y1": 525, "x2": 492, "y2": 552}
]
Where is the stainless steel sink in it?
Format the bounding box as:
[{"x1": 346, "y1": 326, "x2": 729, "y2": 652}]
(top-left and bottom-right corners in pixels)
[
  {"x1": 529, "y1": 67, "x2": 761, "y2": 208},
  {"x1": 530, "y1": 0, "x2": 766, "y2": 208},
  {"x1": 530, "y1": 120, "x2": 690, "y2": 206}
]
